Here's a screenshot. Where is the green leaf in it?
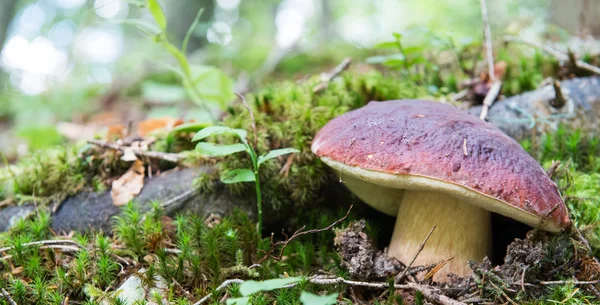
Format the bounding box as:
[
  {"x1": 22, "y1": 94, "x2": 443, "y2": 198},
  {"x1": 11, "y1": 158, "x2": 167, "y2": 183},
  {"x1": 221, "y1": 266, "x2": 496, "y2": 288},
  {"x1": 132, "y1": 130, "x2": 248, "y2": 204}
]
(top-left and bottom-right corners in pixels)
[
  {"x1": 171, "y1": 122, "x2": 212, "y2": 134},
  {"x1": 220, "y1": 169, "x2": 255, "y2": 184},
  {"x1": 163, "y1": 42, "x2": 191, "y2": 76},
  {"x1": 192, "y1": 126, "x2": 247, "y2": 142},
  {"x1": 257, "y1": 148, "x2": 300, "y2": 167},
  {"x1": 240, "y1": 277, "x2": 302, "y2": 296},
  {"x1": 226, "y1": 297, "x2": 250, "y2": 305},
  {"x1": 146, "y1": 0, "x2": 167, "y2": 30},
  {"x1": 373, "y1": 41, "x2": 399, "y2": 49},
  {"x1": 195, "y1": 142, "x2": 247, "y2": 156},
  {"x1": 300, "y1": 291, "x2": 338, "y2": 305},
  {"x1": 141, "y1": 81, "x2": 186, "y2": 103},
  {"x1": 116, "y1": 19, "x2": 161, "y2": 36},
  {"x1": 189, "y1": 65, "x2": 236, "y2": 108},
  {"x1": 183, "y1": 8, "x2": 204, "y2": 53}
]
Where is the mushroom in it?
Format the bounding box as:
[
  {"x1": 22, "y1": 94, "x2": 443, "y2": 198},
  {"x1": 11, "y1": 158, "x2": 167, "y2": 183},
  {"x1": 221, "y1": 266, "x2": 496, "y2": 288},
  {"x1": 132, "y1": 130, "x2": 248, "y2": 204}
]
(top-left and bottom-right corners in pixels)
[{"x1": 311, "y1": 100, "x2": 570, "y2": 281}]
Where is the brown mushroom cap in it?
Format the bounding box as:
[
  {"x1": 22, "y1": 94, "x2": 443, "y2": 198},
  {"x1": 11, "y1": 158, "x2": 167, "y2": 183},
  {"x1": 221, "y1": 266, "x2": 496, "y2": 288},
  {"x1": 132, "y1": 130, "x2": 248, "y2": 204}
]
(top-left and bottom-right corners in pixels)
[{"x1": 312, "y1": 99, "x2": 570, "y2": 231}]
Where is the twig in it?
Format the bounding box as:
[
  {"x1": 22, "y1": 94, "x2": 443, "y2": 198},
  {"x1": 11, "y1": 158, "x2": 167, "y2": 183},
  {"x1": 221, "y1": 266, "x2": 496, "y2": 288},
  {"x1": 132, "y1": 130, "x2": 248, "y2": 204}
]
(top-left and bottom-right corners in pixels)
[
  {"x1": 193, "y1": 279, "x2": 245, "y2": 305},
  {"x1": 1, "y1": 288, "x2": 17, "y2": 305},
  {"x1": 540, "y1": 280, "x2": 600, "y2": 285},
  {"x1": 255, "y1": 205, "x2": 352, "y2": 264},
  {"x1": 0, "y1": 239, "x2": 84, "y2": 253},
  {"x1": 546, "y1": 160, "x2": 561, "y2": 178},
  {"x1": 479, "y1": 80, "x2": 502, "y2": 120},
  {"x1": 396, "y1": 225, "x2": 436, "y2": 283},
  {"x1": 550, "y1": 80, "x2": 567, "y2": 108},
  {"x1": 160, "y1": 185, "x2": 200, "y2": 209},
  {"x1": 313, "y1": 57, "x2": 352, "y2": 93},
  {"x1": 504, "y1": 36, "x2": 600, "y2": 75},
  {"x1": 88, "y1": 140, "x2": 183, "y2": 163},
  {"x1": 479, "y1": 0, "x2": 495, "y2": 81},
  {"x1": 488, "y1": 280, "x2": 518, "y2": 305},
  {"x1": 195, "y1": 276, "x2": 466, "y2": 305},
  {"x1": 237, "y1": 93, "x2": 257, "y2": 149}
]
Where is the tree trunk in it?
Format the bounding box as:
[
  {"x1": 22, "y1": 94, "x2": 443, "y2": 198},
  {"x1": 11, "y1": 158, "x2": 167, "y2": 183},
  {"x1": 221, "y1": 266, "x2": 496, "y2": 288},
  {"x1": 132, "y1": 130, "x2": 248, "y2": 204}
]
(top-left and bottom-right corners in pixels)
[{"x1": 0, "y1": 0, "x2": 18, "y2": 91}]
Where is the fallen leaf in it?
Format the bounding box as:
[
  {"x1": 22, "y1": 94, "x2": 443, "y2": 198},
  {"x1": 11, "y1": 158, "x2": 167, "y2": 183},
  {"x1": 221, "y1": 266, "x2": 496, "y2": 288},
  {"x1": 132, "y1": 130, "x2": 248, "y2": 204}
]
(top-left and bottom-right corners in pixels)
[
  {"x1": 111, "y1": 160, "x2": 145, "y2": 206},
  {"x1": 106, "y1": 124, "x2": 126, "y2": 141},
  {"x1": 137, "y1": 117, "x2": 184, "y2": 137}
]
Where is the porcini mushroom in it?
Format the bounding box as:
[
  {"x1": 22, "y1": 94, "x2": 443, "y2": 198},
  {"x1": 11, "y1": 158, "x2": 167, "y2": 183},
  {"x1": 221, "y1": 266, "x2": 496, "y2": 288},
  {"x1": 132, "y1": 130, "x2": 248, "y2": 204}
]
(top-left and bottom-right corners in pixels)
[{"x1": 311, "y1": 100, "x2": 570, "y2": 281}]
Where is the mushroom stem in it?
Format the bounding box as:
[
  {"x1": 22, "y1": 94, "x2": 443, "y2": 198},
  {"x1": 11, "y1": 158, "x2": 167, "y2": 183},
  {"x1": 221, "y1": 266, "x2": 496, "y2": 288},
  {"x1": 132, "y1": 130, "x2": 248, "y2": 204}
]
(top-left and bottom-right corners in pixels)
[{"x1": 388, "y1": 190, "x2": 492, "y2": 282}]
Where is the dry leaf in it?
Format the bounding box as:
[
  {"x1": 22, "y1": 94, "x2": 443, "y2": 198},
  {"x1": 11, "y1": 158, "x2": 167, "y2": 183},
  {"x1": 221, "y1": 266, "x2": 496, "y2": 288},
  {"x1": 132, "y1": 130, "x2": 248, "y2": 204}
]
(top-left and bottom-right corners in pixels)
[
  {"x1": 121, "y1": 147, "x2": 138, "y2": 162},
  {"x1": 106, "y1": 123, "x2": 126, "y2": 141},
  {"x1": 111, "y1": 160, "x2": 145, "y2": 206},
  {"x1": 137, "y1": 117, "x2": 184, "y2": 137}
]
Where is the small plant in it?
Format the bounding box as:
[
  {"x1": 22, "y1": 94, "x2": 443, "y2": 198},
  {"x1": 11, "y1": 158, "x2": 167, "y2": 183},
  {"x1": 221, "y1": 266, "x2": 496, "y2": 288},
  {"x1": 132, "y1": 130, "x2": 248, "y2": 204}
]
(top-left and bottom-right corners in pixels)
[
  {"x1": 125, "y1": 0, "x2": 235, "y2": 121},
  {"x1": 192, "y1": 118, "x2": 299, "y2": 235}
]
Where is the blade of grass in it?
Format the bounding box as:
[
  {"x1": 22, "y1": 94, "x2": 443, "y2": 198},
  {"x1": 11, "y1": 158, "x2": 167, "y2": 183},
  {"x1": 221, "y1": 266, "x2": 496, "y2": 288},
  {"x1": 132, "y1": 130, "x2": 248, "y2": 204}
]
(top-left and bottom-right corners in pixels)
[{"x1": 182, "y1": 8, "x2": 204, "y2": 54}]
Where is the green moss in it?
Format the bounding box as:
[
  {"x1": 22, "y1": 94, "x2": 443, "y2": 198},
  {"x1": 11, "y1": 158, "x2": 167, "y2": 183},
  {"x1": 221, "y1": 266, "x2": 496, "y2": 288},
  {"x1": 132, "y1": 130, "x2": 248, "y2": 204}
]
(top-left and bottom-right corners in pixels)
[{"x1": 210, "y1": 71, "x2": 431, "y2": 212}]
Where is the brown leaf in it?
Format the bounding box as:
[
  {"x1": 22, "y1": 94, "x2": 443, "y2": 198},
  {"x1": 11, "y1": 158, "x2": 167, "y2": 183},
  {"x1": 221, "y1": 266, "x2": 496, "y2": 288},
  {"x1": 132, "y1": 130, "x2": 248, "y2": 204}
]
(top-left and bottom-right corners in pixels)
[
  {"x1": 137, "y1": 117, "x2": 184, "y2": 137},
  {"x1": 106, "y1": 123, "x2": 126, "y2": 141},
  {"x1": 111, "y1": 160, "x2": 145, "y2": 206}
]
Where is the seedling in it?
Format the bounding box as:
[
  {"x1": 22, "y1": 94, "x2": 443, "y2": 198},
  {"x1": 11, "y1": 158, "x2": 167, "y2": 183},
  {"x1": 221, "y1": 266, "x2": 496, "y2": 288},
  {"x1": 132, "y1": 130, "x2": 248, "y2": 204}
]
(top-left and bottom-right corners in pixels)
[{"x1": 193, "y1": 125, "x2": 299, "y2": 235}]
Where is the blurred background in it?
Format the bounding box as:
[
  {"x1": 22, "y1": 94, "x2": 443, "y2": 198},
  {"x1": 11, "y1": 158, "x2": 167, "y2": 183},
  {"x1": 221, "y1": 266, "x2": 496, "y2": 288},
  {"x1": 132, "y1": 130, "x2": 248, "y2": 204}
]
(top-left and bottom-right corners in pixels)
[{"x1": 0, "y1": 0, "x2": 598, "y2": 158}]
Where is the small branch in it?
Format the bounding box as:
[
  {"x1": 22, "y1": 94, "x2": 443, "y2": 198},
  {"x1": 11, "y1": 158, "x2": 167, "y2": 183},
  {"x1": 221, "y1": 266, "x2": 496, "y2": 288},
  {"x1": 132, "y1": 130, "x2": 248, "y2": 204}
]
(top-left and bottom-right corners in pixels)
[
  {"x1": 540, "y1": 280, "x2": 600, "y2": 285},
  {"x1": 504, "y1": 36, "x2": 600, "y2": 75},
  {"x1": 313, "y1": 57, "x2": 352, "y2": 93},
  {"x1": 193, "y1": 279, "x2": 245, "y2": 305},
  {"x1": 550, "y1": 80, "x2": 567, "y2": 108},
  {"x1": 488, "y1": 280, "x2": 518, "y2": 305},
  {"x1": 479, "y1": 80, "x2": 502, "y2": 120},
  {"x1": 479, "y1": 0, "x2": 495, "y2": 81},
  {"x1": 395, "y1": 225, "x2": 436, "y2": 283},
  {"x1": 237, "y1": 93, "x2": 257, "y2": 150},
  {"x1": 0, "y1": 239, "x2": 84, "y2": 253},
  {"x1": 255, "y1": 205, "x2": 352, "y2": 264},
  {"x1": 88, "y1": 140, "x2": 183, "y2": 163},
  {"x1": 1, "y1": 288, "x2": 17, "y2": 305},
  {"x1": 160, "y1": 185, "x2": 200, "y2": 209},
  {"x1": 195, "y1": 276, "x2": 466, "y2": 305},
  {"x1": 546, "y1": 160, "x2": 561, "y2": 178}
]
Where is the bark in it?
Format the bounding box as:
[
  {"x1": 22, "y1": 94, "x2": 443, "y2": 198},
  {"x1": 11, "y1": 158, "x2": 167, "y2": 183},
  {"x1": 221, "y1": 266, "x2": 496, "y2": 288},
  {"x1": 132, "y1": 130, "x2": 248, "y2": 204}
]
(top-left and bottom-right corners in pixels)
[{"x1": 0, "y1": 0, "x2": 18, "y2": 91}]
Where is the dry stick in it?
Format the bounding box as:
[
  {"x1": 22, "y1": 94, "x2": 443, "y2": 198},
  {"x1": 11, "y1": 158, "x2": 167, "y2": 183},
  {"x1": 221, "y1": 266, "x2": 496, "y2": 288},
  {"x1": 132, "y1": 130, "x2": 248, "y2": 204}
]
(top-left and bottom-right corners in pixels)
[
  {"x1": 550, "y1": 80, "x2": 567, "y2": 108},
  {"x1": 87, "y1": 140, "x2": 183, "y2": 163},
  {"x1": 1, "y1": 288, "x2": 17, "y2": 305},
  {"x1": 194, "y1": 276, "x2": 466, "y2": 305},
  {"x1": 488, "y1": 280, "x2": 518, "y2": 305},
  {"x1": 479, "y1": 80, "x2": 502, "y2": 120},
  {"x1": 312, "y1": 57, "x2": 352, "y2": 93},
  {"x1": 546, "y1": 160, "x2": 561, "y2": 178},
  {"x1": 480, "y1": 0, "x2": 494, "y2": 80},
  {"x1": 541, "y1": 280, "x2": 600, "y2": 285},
  {"x1": 395, "y1": 225, "x2": 436, "y2": 283},
  {"x1": 504, "y1": 36, "x2": 600, "y2": 75},
  {"x1": 160, "y1": 185, "x2": 200, "y2": 209},
  {"x1": 0, "y1": 239, "x2": 84, "y2": 253},
  {"x1": 478, "y1": 0, "x2": 502, "y2": 121},
  {"x1": 255, "y1": 205, "x2": 353, "y2": 264}
]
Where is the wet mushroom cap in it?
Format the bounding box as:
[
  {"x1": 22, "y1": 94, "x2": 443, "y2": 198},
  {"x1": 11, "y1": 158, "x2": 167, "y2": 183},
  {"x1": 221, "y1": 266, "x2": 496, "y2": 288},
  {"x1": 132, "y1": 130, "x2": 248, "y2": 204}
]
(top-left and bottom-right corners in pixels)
[{"x1": 311, "y1": 99, "x2": 570, "y2": 231}]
